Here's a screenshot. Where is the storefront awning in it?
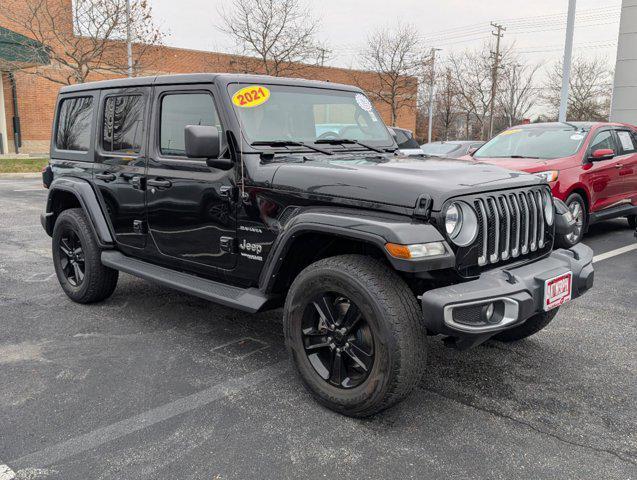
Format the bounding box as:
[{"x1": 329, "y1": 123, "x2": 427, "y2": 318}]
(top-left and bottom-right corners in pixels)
[{"x1": 0, "y1": 26, "x2": 50, "y2": 69}]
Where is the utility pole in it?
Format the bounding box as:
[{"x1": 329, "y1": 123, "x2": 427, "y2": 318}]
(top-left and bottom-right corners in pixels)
[
  {"x1": 317, "y1": 47, "x2": 331, "y2": 67},
  {"x1": 427, "y1": 47, "x2": 442, "y2": 144},
  {"x1": 559, "y1": 0, "x2": 576, "y2": 122},
  {"x1": 508, "y1": 62, "x2": 522, "y2": 127},
  {"x1": 488, "y1": 22, "x2": 506, "y2": 139},
  {"x1": 126, "y1": 0, "x2": 133, "y2": 77}
]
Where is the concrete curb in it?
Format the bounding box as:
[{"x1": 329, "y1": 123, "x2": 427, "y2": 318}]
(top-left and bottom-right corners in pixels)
[{"x1": 0, "y1": 172, "x2": 41, "y2": 179}]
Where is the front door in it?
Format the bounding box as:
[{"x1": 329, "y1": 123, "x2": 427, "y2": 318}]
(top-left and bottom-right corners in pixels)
[
  {"x1": 93, "y1": 87, "x2": 150, "y2": 250},
  {"x1": 145, "y1": 84, "x2": 237, "y2": 273},
  {"x1": 583, "y1": 129, "x2": 625, "y2": 212}
]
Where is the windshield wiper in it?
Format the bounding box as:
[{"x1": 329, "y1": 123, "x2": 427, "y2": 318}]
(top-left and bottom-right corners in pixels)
[
  {"x1": 509, "y1": 155, "x2": 540, "y2": 159},
  {"x1": 252, "y1": 140, "x2": 334, "y2": 155},
  {"x1": 315, "y1": 138, "x2": 385, "y2": 153}
]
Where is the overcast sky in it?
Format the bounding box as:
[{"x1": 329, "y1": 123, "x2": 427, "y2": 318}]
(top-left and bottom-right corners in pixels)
[{"x1": 149, "y1": 0, "x2": 622, "y2": 70}]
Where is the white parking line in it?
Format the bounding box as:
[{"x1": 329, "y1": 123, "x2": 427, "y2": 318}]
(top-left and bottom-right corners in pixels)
[
  {"x1": 592, "y1": 243, "x2": 637, "y2": 263},
  {"x1": 11, "y1": 360, "x2": 288, "y2": 470},
  {"x1": 0, "y1": 463, "x2": 16, "y2": 480},
  {"x1": 13, "y1": 188, "x2": 44, "y2": 192}
]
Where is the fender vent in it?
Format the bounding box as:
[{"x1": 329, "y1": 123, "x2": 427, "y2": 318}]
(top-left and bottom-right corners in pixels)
[{"x1": 278, "y1": 206, "x2": 299, "y2": 226}]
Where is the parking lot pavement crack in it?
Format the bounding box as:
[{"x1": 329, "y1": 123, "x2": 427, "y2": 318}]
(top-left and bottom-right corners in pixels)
[{"x1": 423, "y1": 388, "x2": 637, "y2": 466}]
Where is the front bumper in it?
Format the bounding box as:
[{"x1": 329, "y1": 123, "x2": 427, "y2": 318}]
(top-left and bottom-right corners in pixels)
[{"x1": 420, "y1": 243, "x2": 594, "y2": 348}]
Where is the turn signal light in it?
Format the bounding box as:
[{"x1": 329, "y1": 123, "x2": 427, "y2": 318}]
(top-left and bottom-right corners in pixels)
[{"x1": 385, "y1": 242, "x2": 446, "y2": 259}]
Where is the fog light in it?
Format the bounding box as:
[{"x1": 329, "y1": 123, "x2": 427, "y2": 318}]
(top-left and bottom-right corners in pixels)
[{"x1": 482, "y1": 302, "x2": 495, "y2": 323}]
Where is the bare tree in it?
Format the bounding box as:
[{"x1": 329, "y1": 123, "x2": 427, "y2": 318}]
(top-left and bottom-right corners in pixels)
[
  {"x1": 359, "y1": 23, "x2": 422, "y2": 125},
  {"x1": 449, "y1": 46, "x2": 494, "y2": 140},
  {"x1": 498, "y1": 59, "x2": 539, "y2": 127},
  {"x1": 2, "y1": 0, "x2": 163, "y2": 85},
  {"x1": 542, "y1": 56, "x2": 613, "y2": 121},
  {"x1": 219, "y1": 0, "x2": 320, "y2": 77},
  {"x1": 433, "y1": 66, "x2": 461, "y2": 140}
]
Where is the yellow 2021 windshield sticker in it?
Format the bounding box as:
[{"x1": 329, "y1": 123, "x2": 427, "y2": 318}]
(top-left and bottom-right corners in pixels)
[
  {"x1": 232, "y1": 85, "x2": 270, "y2": 108},
  {"x1": 499, "y1": 128, "x2": 522, "y2": 136}
]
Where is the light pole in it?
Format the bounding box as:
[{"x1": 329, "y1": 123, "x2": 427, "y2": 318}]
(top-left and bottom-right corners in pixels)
[
  {"x1": 126, "y1": 0, "x2": 133, "y2": 77},
  {"x1": 559, "y1": 0, "x2": 576, "y2": 122},
  {"x1": 427, "y1": 48, "x2": 441, "y2": 144}
]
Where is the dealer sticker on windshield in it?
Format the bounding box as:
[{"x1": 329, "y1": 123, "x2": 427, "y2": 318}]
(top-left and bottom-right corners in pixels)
[
  {"x1": 232, "y1": 85, "x2": 270, "y2": 108},
  {"x1": 543, "y1": 271, "x2": 572, "y2": 311}
]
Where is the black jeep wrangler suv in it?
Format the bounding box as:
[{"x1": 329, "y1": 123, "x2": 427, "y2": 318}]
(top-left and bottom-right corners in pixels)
[{"x1": 41, "y1": 74, "x2": 594, "y2": 417}]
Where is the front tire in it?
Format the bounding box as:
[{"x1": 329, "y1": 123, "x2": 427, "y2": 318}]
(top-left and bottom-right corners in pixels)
[
  {"x1": 492, "y1": 308, "x2": 558, "y2": 342},
  {"x1": 52, "y1": 208, "x2": 119, "y2": 303},
  {"x1": 283, "y1": 255, "x2": 426, "y2": 417},
  {"x1": 558, "y1": 193, "x2": 587, "y2": 247}
]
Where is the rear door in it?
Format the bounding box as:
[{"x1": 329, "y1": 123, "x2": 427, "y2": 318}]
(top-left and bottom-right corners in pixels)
[
  {"x1": 612, "y1": 128, "x2": 637, "y2": 207},
  {"x1": 144, "y1": 84, "x2": 237, "y2": 274},
  {"x1": 583, "y1": 129, "x2": 625, "y2": 212},
  {"x1": 93, "y1": 87, "x2": 150, "y2": 250}
]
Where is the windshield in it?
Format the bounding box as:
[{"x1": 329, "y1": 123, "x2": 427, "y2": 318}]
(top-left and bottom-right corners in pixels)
[
  {"x1": 421, "y1": 143, "x2": 462, "y2": 155},
  {"x1": 475, "y1": 127, "x2": 587, "y2": 159},
  {"x1": 227, "y1": 84, "x2": 393, "y2": 147}
]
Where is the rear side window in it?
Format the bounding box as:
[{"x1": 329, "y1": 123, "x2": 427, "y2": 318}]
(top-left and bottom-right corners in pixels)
[
  {"x1": 616, "y1": 130, "x2": 636, "y2": 154},
  {"x1": 56, "y1": 96, "x2": 94, "y2": 151},
  {"x1": 102, "y1": 95, "x2": 144, "y2": 154},
  {"x1": 160, "y1": 93, "x2": 220, "y2": 156}
]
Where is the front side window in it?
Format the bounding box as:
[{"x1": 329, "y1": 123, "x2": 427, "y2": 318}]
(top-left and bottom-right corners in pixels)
[
  {"x1": 160, "y1": 93, "x2": 221, "y2": 156},
  {"x1": 56, "y1": 96, "x2": 93, "y2": 151},
  {"x1": 227, "y1": 84, "x2": 393, "y2": 146},
  {"x1": 589, "y1": 130, "x2": 615, "y2": 153},
  {"x1": 474, "y1": 127, "x2": 587, "y2": 160},
  {"x1": 102, "y1": 95, "x2": 144, "y2": 154}
]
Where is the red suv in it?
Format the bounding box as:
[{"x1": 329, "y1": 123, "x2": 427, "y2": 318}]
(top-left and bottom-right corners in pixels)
[{"x1": 469, "y1": 122, "x2": 637, "y2": 245}]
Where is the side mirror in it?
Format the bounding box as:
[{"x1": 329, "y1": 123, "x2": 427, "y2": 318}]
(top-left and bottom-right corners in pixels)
[
  {"x1": 184, "y1": 125, "x2": 233, "y2": 169},
  {"x1": 589, "y1": 148, "x2": 614, "y2": 161},
  {"x1": 467, "y1": 147, "x2": 479, "y2": 156}
]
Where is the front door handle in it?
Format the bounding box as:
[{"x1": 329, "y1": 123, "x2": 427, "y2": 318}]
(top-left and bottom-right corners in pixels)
[
  {"x1": 147, "y1": 178, "x2": 172, "y2": 189},
  {"x1": 95, "y1": 172, "x2": 116, "y2": 182},
  {"x1": 615, "y1": 163, "x2": 623, "y2": 169}
]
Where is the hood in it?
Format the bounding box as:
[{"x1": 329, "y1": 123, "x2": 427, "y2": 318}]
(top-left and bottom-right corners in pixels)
[
  {"x1": 473, "y1": 157, "x2": 551, "y2": 172},
  {"x1": 270, "y1": 154, "x2": 544, "y2": 210}
]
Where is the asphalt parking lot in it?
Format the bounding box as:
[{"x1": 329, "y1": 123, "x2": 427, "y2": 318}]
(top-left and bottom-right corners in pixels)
[{"x1": 0, "y1": 177, "x2": 636, "y2": 480}]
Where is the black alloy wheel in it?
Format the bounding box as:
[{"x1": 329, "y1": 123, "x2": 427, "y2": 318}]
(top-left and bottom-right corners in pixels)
[
  {"x1": 58, "y1": 229, "x2": 85, "y2": 286},
  {"x1": 301, "y1": 292, "x2": 374, "y2": 389}
]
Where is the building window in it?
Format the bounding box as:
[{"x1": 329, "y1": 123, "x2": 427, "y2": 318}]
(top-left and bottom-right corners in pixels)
[
  {"x1": 56, "y1": 96, "x2": 93, "y2": 151},
  {"x1": 160, "y1": 93, "x2": 220, "y2": 156},
  {"x1": 103, "y1": 95, "x2": 144, "y2": 154}
]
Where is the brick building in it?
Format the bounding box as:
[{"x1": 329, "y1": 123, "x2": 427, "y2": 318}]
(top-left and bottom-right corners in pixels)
[{"x1": 0, "y1": 0, "x2": 417, "y2": 155}]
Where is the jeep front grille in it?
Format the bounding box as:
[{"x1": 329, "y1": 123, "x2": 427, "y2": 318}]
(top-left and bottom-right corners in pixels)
[{"x1": 454, "y1": 187, "x2": 553, "y2": 276}]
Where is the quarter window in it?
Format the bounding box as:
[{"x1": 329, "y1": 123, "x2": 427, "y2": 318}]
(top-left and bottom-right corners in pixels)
[
  {"x1": 160, "y1": 93, "x2": 221, "y2": 156},
  {"x1": 102, "y1": 95, "x2": 144, "y2": 154},
  {"x1": 56, "y1": 96, "x2": 93, "y2": 151}
]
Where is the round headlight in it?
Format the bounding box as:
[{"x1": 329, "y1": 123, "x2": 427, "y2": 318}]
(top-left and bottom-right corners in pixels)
[
  {"x1": 445, "y1": 202, "x2": 479, "y2": 247},
  {"x1": 445, "y1": 203, "x2": 462, "y2": 237},
  {"x1": 543, "y1": 190, "x2": 554, "y2": 226}
]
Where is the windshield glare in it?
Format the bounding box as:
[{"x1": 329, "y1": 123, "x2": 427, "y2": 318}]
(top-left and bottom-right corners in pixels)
[
  {"x1": 475, "y1": 128, "x2": 586, "y2": 159},
  {"x1": 228, "y1": 84, "x2": 393, "y2": 146}
]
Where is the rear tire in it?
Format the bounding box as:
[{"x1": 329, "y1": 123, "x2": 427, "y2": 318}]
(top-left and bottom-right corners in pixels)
[
  {"x1": 283, "y1": 255, "x2": 426, "y2": 417},
  {"x1": 492, "y1": 309, "x2": 558, "y2": 342},
  {"x1": 628, "y1": 215, "x2": 636, "y2": 229},
  {"x1": 52, "y1": 208, "x2": 118, "y2": 303},
  {"x1": 557, "y1": 193, "x2": 587, "y2": 248}
]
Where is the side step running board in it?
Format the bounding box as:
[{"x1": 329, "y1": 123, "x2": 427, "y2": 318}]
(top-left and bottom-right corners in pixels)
[{"x1": 101, "y1": 250, "x2": 270, "y2": 313}]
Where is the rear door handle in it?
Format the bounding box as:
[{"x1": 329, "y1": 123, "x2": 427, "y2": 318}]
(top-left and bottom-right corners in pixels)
[
  {"x1": 95, "y1": 173, "x2": 116, "y2": 182},
  {"x1": 147, "y1": 178, "x2": 172, "y2": 189}
]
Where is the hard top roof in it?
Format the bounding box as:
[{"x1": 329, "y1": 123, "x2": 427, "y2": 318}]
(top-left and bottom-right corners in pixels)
[{"x1": 59, "y1": 73, "x2": 363, "y2": 94}]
